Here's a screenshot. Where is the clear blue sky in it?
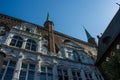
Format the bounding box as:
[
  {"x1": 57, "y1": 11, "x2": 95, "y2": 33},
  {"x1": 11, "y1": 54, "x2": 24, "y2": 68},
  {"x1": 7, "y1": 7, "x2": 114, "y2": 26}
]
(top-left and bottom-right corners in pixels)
[{"x1": 0, "y1": 0, "x2": 120, "y2": 42}]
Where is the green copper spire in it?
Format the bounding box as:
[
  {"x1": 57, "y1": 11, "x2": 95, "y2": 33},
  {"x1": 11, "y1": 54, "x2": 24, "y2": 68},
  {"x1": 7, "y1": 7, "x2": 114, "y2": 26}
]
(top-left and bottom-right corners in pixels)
[
  {"x1": 46, "y1": 13, "x2": 51, "y2": 21},
  {"x1": 83, "y1": 26, "x2": 93, "y2": 40}
]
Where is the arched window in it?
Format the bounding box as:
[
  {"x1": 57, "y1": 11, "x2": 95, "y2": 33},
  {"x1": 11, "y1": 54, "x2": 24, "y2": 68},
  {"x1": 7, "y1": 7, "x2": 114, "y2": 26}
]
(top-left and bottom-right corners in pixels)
[
  {"x1": 73, "y1": 51, "x2": 80, "y2": 61},
  {"x1": 67, "y1": 50, "x2": 80, "y2": 62},
  {"x1": 10, "y1": 36, "x2": 23, "y2": 48},
  {"x1": 25, "y1": 39, "x2": 37, "y2": 51},
  {"x1": 26, "y1": 28, "x2": 30, "y2": 32},
  {"x1": 73, "y1": 51, "x2": 81, "y2": 61}
]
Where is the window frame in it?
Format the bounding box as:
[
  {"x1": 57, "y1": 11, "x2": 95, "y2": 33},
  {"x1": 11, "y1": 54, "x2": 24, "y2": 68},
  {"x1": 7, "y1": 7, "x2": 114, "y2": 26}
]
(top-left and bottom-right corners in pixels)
[
  {"x1": 40, "y1": 66, "x2": 53, "y2": 80},
  {"x1": 0, "y1": 60, "x2": 17, "y2": 80},
  {"x1": 25, "y1": 39, "x2": 37, "y2": 51},
  {"x1": 10, "y1": 35, "x2": 23, "y2": 48},
  {"x1": 19, "y1": 62, "x2": 36, "y2": 80},
  {"x1": 72, "y1": 70, "x2": 82, "y2": 80},
  {"x1": 57, "y1": 68, "x2": 69, "y2": 80}
]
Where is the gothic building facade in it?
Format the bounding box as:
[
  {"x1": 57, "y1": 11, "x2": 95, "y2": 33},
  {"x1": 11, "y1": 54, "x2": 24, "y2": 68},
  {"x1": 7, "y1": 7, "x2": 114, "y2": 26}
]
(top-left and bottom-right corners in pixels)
[{"x1": 0, "y1": 13, "x2": 104, "y2": 80}]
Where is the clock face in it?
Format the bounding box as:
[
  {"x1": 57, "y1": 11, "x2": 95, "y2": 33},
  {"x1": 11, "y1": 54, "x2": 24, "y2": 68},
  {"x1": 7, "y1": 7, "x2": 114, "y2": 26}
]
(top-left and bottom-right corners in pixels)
[{"x1": 0, "y1": 26, "x2": 6, "y2": 36}]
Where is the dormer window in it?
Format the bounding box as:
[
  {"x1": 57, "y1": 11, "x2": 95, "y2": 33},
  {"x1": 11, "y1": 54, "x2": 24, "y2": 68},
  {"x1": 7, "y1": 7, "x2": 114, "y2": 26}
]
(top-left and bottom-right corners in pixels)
[{"x1": 26, "y1": 28, "x2": 30, "y2": 32}]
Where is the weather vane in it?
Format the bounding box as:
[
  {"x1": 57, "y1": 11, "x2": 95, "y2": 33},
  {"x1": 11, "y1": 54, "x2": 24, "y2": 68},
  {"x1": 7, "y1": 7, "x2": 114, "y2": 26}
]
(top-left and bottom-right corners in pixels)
[{"x1": 116, "y1": 3, "x2": 120, "y2": 7}]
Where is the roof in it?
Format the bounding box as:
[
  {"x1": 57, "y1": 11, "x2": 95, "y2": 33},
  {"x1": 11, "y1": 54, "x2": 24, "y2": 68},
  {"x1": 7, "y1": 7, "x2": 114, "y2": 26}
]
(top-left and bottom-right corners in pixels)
[
  {"x1": 96, "y1": 8, "x2": 120, "y2": 65},
  {"x1": 0, "y1": 13, "x2": 96, "y2": 47}
]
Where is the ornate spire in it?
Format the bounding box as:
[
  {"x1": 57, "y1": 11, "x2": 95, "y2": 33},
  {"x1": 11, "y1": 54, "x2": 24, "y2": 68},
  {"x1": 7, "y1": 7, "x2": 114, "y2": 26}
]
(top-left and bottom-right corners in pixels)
[
  {"x1": 83, "y1": 26, "x2": 92, "y2": 40},
  {"x1": 83, "y1": 26, "x2": 97, "y2": 46},
  {"x1": 44, "y1": 12, "x2": 54, "y2": 28},
  {"x1": 46, "y1": 12, "x2": 51, "y2": 21}
]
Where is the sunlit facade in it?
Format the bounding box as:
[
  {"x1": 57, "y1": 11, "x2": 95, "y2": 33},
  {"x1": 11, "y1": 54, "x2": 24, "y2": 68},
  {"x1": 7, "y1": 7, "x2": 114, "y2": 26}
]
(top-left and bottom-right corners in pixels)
[{"x1": 0, "y1": 13, "x2": 104, "y2": 80}]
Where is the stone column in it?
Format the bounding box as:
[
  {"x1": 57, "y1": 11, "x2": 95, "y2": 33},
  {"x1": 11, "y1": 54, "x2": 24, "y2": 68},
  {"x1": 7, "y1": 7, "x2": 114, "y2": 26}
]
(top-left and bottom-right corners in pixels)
[
  {"x1": 81, "y1": 69, "x2": 86, "y2": 80},
  {"x1": 12, "y1": 53, "x2": 23, "y2": 80},
  {"x1": 53, "y1": 63, "x2": 58, "y2": 80},
  {"x1": 21, "y1": 38, "x2": 27, "y2": 49},
  {"x1": 37, "y1": 38, "x2": 42, "y2": 53},
  {"x1": 37, "y1": 55, "x2": 42, "y2": 72},
  {"x1": 68, "y1": 68, "x2": 73, "y2": 80},
  {"x1": 92, "y1": 72, "x2": 97, "y2": 80},
  {"x1": 4, "y1": 33, "x2": 14, "y2": 45},
  {"x1": 35, "y1": 55, "x2": 41, "y2": 80}
]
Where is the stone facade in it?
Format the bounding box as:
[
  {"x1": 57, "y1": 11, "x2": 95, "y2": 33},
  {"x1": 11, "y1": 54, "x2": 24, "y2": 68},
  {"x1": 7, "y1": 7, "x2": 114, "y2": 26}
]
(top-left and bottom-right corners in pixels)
[{"x1": 0, "y1": 14, "x2": 104, "y2": 80}]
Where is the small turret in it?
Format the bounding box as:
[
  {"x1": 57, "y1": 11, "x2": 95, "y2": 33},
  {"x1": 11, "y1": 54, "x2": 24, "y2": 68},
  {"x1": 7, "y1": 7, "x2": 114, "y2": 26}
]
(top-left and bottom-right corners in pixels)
[
  {"x1": 46, "y1": 13, "x2": 50, "y2": 21},
  {"x1": 44, "y1": 13, "x2": 54, "y2": 29},
  {"x1": 83, "y1": 27, "x2": 97, "y2": 46},
  {"x1": 44, "y1": 13, "x2": 55, "y2": 53}
]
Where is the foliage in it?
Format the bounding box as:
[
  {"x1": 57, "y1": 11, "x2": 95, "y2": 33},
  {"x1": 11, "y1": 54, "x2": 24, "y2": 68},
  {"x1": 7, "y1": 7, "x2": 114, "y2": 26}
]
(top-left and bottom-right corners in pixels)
[{"x1": 102, "y1": 55, "x2": 120, "y2": 80}]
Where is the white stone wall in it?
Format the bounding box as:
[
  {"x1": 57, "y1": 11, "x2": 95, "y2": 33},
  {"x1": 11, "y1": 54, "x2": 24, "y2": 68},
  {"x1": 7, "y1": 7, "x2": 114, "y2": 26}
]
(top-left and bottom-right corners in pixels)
[
  {"x1": 0, "y1": 24, "x2": 104, "y2": 80},
  {"x1": 0, "y1": 45, "x2": 104, "y2": 80}
]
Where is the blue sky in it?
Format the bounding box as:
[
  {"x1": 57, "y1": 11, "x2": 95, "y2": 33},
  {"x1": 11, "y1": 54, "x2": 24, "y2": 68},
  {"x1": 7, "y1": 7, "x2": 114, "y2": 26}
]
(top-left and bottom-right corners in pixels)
[{"x1": 0, "y1": 0, "x2": 120, "y2": 42}]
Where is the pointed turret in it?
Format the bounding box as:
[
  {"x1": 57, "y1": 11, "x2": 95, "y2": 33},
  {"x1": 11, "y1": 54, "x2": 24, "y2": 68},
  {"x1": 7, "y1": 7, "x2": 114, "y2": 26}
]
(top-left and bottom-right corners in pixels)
[
  {"x1": 44, "y1": 13, "x2": 54, "y2": 29},
  {"x1": 83, "y1": 27, "x2": 92, "y2": 40},
  {"x1": 44, "y1": 13, "x2": 55, "y2": 53},
  {"x1": 46, "y1": 13, "x2": 51, "y2": 21},
  {"x1": 83, "y1": 27, "x2": 97, "y2": 46}
]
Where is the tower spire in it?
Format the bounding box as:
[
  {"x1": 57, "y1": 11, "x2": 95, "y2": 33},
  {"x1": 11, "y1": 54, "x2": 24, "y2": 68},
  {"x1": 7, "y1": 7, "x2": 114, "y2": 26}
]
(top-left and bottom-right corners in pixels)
[
  {"x1": 83, "y1": 26, "x2": 97, "y2": 46},
  {"x1": 44, "y1": 13, "x2": 55, "y2": 53},
  {"x1": 46, "y1": 12, "x2": 51, "y2": 21},
  {"x1": 83, "y1": 26, "x2": 92, "y2": 40}
]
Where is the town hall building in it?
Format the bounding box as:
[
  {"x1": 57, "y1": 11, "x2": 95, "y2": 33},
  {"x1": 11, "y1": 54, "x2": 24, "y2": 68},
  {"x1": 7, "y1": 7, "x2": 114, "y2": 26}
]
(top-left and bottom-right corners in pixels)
[{"x1": 0, "y1": 13, "x2": 104, "y2": 80}]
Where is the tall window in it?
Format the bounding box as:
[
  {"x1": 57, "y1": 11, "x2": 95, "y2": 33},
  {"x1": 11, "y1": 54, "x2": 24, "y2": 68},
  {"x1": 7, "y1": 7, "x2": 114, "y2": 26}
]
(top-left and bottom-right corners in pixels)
[
  {"x1": 19, "y1": 63, "x2": 36, "y2": 80},
  {"x1": 10, "y1": 35, "x2": 23, "y2": 48},
  {"x1": 85, "y1": 72, "x2": 93, "y2": 80},
  {"x1": 25, "y1": 39, "x2": 37, "y2": 51},
  {"x1": 57, "y1": 69, "x2": 68, "y2": 80},
  {"x1": 0, "y1": 60, "x2": 16, "y2": 80},
  {"x1": 39, "y1": 66, "x2": 53, "y2": 80},
  {"x1": 72, "y1": 71, "x2": 82, "y2": 80},
  {"x1": 95, "y1": 74, "x2": 102, "y2": 80},
  {"x1": 67, "y1": 50, "x2": 80, "y2": 62}
]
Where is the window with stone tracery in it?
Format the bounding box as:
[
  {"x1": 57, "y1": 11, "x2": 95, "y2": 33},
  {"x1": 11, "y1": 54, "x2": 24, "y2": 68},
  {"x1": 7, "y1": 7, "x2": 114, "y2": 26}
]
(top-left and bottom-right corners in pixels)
[
  {"x1": 25, "y1": 39, "x2": 37, "y2": 51},
  {"x1": 10, "y1": 35, "x2": 23, "y2": 48},
  {"x1": 39, "y1": 66, "x2": 53, "y2": 80},
  {"x1": 85, "y1": 72, "x2": 93, "y2": 80},
  {"x1": 57, "y1": 69, "x2": 69, "y2": 80},
  {"x1": 19, "y1": 63, "x2": 36, "y2": 80},
  {"x1": 95, "y1": 74, "x2": 102, "y2": 80},
  {"x1": 0, "y1": 60, "x2": 16, "y2": 80},
  {"x1": 65, "y1": 48, "x2": 80, "y2": 62},
  {"x1": 72, "y1": 70, "x2": 82, "y2": 80}
]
